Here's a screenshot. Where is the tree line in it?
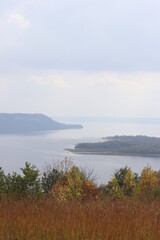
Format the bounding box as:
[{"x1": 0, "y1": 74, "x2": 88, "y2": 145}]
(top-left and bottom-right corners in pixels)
[{"x1": 0, "y1": 158, "x2": 160, "y2": 201}]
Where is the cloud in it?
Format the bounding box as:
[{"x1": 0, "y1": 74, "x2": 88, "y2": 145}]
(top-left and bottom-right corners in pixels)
[
  {"x1": 1, "y1": 70, "x2": 160, "y2": 117},
  {"x1": 0, "y1": 1, "x2": 160, "y2": 118},
  {"x1": 0, "y1": 9, "x2": 30, "y2": 56},
  {"x1": 0, "y1": 0, "x2": 160, "y2": 71},
  {"x1": 30, "y1": 75, "x2": 67, "y2": 88},
  {"x1": 29, "y1": 71, "x2": 160, "y2": 90},
  {"x1": 8, "y1": 12, "x2": 30, "y2": 29}
]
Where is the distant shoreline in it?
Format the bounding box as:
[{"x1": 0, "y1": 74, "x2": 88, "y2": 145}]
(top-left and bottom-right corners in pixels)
[
  {"x1": 66, "y1": 149, "x2": 160, "y2": 158},
  {"x1": 0, "y1": 113, "x2": 83, "y2": 134},
  {"x1": 67, "y1": 135, "x2": 160, "y2": 158}
]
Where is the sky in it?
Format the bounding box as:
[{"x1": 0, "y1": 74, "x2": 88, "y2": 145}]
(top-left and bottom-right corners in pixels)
[{"x1": 0, "y1": 0, "x2": 160, "y2": 119}]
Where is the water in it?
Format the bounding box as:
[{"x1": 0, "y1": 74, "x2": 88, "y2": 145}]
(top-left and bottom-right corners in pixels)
[{"x1": 0, "y1": 122, "x2": 160, "y2": 185}]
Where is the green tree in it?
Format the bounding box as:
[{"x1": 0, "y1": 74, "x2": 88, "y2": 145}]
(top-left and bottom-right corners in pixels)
[
  {"x1": 5, "y1": 172, "x2": 24, "y2": 198},
  {"x1": 21, "y1": 162, "x2": 41, "y2": 197},
  {"x1": 42, "y1": 166, "x2": 61, "y2": 193},
  {"x1": 5, "y1": 162, "x2": 41, "y2": 198},
  {"x1": 102, "y1": 167, "x2": 137, "y2": 197},
  {"x1": 0, "y1": 167, "x2": 6, "y2": 198}
]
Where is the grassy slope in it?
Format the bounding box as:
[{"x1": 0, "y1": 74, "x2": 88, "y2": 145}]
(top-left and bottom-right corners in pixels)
[{"x1": 0, "y1": 198, "x2": 160, "y2": 240}]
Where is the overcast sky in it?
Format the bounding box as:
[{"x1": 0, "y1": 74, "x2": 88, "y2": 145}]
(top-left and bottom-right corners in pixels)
[{"x1": 0, "y1": 0, "x2": 160, "y2": 118}]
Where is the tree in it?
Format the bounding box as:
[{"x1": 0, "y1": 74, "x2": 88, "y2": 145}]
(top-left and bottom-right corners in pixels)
[
  {"x1": 5, "y1": 162, "x2": 41, "y2": 198},
  {"x1": 21, "y1": 162, "x2": 41, "y2": 197},
  {"x1": 42, "y1": 165, "x2": 61, "y2": 193},
  {"x1": 139, "y1": 165, "x2": 158, "y2": 195},
  {"x1": 102, "y1": 166, "x2": 137, "y2": 197},
  {"x1": 0, "y1": 167, "x2": 6, "y2": 198},
  {"x1": 123, "y1": 169, "x2": 136, "y2": 196}
]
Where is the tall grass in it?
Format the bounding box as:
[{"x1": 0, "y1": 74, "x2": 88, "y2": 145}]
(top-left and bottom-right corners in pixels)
[{"x1": 0, "y1": 197, "x2": 160, "y2": 240}]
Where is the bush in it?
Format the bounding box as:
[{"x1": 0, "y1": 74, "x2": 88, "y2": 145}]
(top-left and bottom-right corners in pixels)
[
  {"x1": 41, "y1": 158, "x2": 74, "y2": 194},
  {"x1": 50, "y1": 165, "x2": 99, "y2": 202}
]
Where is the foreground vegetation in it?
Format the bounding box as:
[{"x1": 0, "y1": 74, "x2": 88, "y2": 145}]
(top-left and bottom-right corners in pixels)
[
  {"x1": 0, "y1": 159, "x2": 160, "y2": 239},
  {"x1": 0, "y1": 198, "x2": 160, "y2": 240}
]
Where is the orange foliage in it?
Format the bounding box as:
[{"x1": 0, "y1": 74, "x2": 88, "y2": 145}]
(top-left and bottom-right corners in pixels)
[{"x1": 50, "y1": 165, "x2": 99, "y2": 202}]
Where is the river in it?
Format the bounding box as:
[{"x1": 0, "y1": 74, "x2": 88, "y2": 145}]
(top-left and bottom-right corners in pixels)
[{"x1": 0, "y1": 121, "x2": 160, "y2": 185}]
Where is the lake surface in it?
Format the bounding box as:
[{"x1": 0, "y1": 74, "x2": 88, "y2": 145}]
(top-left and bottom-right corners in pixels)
[{"x1": 0, "y1": 122, "x2": 160, "y2": 185}]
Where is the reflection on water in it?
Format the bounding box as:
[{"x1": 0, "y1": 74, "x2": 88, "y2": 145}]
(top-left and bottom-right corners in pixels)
[{"x1": 0, "y1": 122, "x2": 160, "y2": 185}]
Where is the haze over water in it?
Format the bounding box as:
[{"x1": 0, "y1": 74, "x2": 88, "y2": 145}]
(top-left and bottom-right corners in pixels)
[{"x1": 1, "y1": 120, "x2": 160, "y2": 185}]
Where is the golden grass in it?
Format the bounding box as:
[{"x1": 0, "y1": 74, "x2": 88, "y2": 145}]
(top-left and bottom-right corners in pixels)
[{"x1": 0, "y1": 198, "x2": 160, "y2": 240}]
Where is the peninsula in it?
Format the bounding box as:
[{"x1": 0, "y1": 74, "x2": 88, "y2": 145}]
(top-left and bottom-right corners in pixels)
[
  {"x1": 0, "y1": 113, "x2": 83, "y2": 134},
  {"x1": 68, "y1": 135, "x2": 160, "y2": 157}
]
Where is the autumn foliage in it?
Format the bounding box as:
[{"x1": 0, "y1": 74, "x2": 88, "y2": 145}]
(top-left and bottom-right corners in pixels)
[
  {"x1": 0, "y1": 160, "x2": 160, "y2": 239},
  {"x1": 50, "y1": 164, "x2": 99, "y2": 202}
]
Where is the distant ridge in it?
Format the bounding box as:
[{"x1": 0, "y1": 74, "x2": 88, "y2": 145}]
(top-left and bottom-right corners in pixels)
[{"x1": 0, "y1": 113, "x2": 83, "y2": 134}]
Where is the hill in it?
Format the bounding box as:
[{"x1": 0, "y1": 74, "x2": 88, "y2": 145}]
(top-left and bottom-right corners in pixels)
[{"x1": 0, "y1": 113, "x2": 83, "y2": 134}]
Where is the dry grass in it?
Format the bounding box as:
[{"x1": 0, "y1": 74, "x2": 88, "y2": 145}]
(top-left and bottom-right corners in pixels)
[{"x1": 0, "y1": 197, "x2": 160, "y2": 240}]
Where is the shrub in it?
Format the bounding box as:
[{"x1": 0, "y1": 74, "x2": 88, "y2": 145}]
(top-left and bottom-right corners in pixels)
[
  {"x1": 50, "y1": 165, "x2": 99, "y2": 202},
  {"x1": 41, "y1": 158, "x2": 74, "y2": 194}
]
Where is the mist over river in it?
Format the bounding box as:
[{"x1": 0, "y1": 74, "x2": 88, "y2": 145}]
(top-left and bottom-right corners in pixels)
[{"x1": 0, "y1": 121, "x2": 160, "y2": 185}]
